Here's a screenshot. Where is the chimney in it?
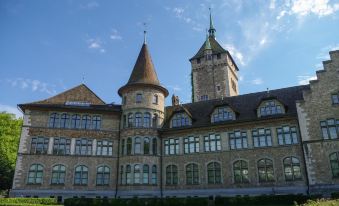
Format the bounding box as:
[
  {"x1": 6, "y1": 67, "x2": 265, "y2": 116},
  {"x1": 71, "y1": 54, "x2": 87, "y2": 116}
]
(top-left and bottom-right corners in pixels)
[{"x1": 172, "y1": 94, "x2": 179, "y2": 106}]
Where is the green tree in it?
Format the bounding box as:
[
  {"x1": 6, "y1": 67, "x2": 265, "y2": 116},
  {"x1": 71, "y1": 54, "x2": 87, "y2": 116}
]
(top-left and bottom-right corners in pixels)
[{"x1": 0, "y1": 112, "x2": 22, "y2": 191}]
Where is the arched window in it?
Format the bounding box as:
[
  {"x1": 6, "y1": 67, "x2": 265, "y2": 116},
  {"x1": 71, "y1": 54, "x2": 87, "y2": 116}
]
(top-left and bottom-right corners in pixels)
[
  {"x1": 152, "y1": 138, "x2": 157, "y2": 155},
  {"x1": 120, "y1": 165, "x2": 124, "y2": 185},
  {"x1": 283, "y1": 157, "x2": 301, "y2": 181},
  {"x1": 233, "y1": 160, "x2": 249, "y2": 183},
  {"x1": 71, "y1": 114, "x2": 81, "y2": 129},
  {"x1": 135, "y1": 112, "x2": 142, "y2": 127},
  {"x1": 258, "y1": 159, "x2": 274, "y2": 182},
  {"x1": 134, "y1": 137, "x2": 141, "y2": 154},
  {"x1": 212, "y1": 107, "x2": 234, "y2": 123},
  {"x1": 207, "y1": 162, "x2": 221, "y2": 184},
  {"x1": 60, "y1": 113, "x2": 70, "y2": 128},
  {"x1": 143, "y1": 165, "x2": 149, "y2": 184},
  {"x1": 96, "y1": 166, "x2": 110, "y2": 186},
  {"x1": 186, "y1": 163, "x2": 199, "y2": 185},
  {"x1": 126, "y1": 165, "x2": 132, "y2": 184},
  {"x1": 128, "y1": 113, "x2": 134, "y2": 128},
  {"x1": 259, "y1": 100, "x2": 283, "y2": 116},
  {"x1": 152, "y1": 114, "x2": 158, "y2": 128},
  {"x1": 134, "y1": 164, "x2": 141, "y2": 184},
  {"x1": 166, "y1": 165, "x2": 178, "y2": 185},
  {"x1": 144, "y1": 137, "x2": 150, "y2": 155},
  {"x1": 92, "y1": 115, "x2": 101, "y2": 130},
  {"x1": 49, "y1": 113, "x2": 59, "y2": 128},
  {"x1": 330, "y1": 152, "x2": 339, "y2": 178},
  {"x1": 51, "y1": 164, "x2": 65, "y2": 184},
  {"x1": 171, "y1": 113, "x2": 191, "y2": 128},
  {"x1": 81, "y1": 115, "x2": 91, "y2": 129},
  {"x1": 126, "y1": 138, "x2": 132, "y2": 155},
  {"x1": 121, "y1": 139, "x2": 125, "y2": 155},
  {"x1": 143, "y1": 113, "x2": 151, "y2": 128},
  {"x1": 74, "y1": 165, "x2": 88, "y2": 185},
  {"x1": 151, "y1": 165, "x2": 157, "y2": 184},
  {"x1": 27, "y1": 164, "x2": 43, "y2": 184}
]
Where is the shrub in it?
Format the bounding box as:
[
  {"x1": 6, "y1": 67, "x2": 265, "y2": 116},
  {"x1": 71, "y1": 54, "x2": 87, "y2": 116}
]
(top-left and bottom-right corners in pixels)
[{"x1": 0, "y1": 198, "x2": 57, "y2": 205}]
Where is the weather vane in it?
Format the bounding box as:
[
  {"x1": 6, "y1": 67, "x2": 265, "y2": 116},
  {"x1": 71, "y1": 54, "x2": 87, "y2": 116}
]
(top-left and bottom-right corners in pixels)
[{"x1": 143, "y1": 22, "x2": 147, "y2": 44}]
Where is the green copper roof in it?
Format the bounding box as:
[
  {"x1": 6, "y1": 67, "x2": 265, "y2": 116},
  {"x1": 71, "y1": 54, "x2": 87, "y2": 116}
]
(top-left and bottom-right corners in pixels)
[
  {"x1": 191, "y1": 36, "x2": 226, "y2": 59},
  {"x1": 208, "y1": 9, "x2": 216, "y2": 38},
  {"x1": 204, "y1": 34, "x2": 212, "y2": 50}
]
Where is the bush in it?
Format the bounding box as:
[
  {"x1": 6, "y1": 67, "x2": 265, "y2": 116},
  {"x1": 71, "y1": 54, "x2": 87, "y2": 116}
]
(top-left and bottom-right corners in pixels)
[
  {"x1": 0, "y1": 198, "x2": 57, "y2": 205},
  {"x1": 300, "y1": 199, "x2": 339, "y2": 206}
]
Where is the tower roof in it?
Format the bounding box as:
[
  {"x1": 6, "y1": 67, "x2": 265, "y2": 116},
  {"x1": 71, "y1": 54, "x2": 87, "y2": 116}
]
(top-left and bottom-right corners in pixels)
[
  {"x1": 118, "y1": 42, "x2": 168, "y2": 96},
  {"x1": 208, "y1": 8, "x2": 216, "y2": 38}
]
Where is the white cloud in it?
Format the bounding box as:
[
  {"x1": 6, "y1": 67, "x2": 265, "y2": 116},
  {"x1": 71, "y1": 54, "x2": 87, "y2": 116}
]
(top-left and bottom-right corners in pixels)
[
  {"x1": 80, "y1": 1, "x2": 99, "y2": 10},
  {"x1": 87, "y1": 38, "x2": 105, "y2": 53},
  {"x1": 167, "y1": 85, "x2": 182, "y2": 92},
  {"x1": 0, "y1": 104, "x2": 22, "y2": 118},
  {"x1": 251, "y1": 78, "x2": 263, "y2": 85},
  {"x1": 317, "y1": 44, "x2": 339, "y2": 60},
  {"x1": 6, "y1": 78, "x2": 56, "y2": 95},
  {"x1": 290, "y1": 0, "x2": 339, "y2": 17},
  {"x1": 297, "y1": 75, "x2": 317, "y2": 85},
  {"x1": 269, "y1": 0, "x2": 276, "y2": 10},
  {"x1": 223, "y1": 44, "x2": 245, "y2": 66},
  {"x1": 110, "y1": 29, "x2": 122, "y2": 40},
  {"x1": 166, "y1": 7, "x2": 203, "y2": 32}
]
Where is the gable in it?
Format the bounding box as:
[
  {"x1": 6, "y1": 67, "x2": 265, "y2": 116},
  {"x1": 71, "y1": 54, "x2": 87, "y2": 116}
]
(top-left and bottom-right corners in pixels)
[{"x1": 30, "y1": 84, "x2": 105, "y2": 105}]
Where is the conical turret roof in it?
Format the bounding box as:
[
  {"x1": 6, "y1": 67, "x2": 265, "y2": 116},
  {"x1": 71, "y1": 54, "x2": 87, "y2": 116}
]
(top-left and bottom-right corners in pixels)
[
  {"x1": 127, "y1": 43, "x2": 160, "y2": 85},
  {"x1": 118, "y1": 43, "x2": 168, "y2": 97}
]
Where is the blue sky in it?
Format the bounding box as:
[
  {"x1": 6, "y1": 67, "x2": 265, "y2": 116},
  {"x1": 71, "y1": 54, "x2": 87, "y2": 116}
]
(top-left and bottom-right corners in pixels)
[{"x1": 1, "y1": 0, "x2": 339, "y2": 118}]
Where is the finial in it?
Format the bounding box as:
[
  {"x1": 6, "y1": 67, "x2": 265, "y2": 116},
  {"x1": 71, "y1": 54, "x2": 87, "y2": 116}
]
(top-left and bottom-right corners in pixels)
[
  {"x1": 82, "y1": 73, "x2": 85, "y2": 84},
  {"x1": 208, "y1": 7, "x2": 216, "y2": 38},
  {"x1": 143, "y1": 22, "x2": 147, "y2": 44}
]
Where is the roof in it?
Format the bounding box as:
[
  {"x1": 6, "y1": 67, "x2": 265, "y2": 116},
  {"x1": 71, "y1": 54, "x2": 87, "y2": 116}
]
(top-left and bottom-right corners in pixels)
[
  {"x1": 18, "y1": 103, "x2": 121, "y2": 113},
  {"x1": 118, "y1": 43, "x2": 168, "y2": 96},
  {"x1": 162, "y1": 85, "x2": 310, "y2": 130},
  {"x1": 190, "y1": 37, "x2": 239, "y2": 71}
]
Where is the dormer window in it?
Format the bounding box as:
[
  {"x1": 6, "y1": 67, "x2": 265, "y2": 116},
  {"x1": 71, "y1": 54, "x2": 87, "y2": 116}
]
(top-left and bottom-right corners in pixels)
[
  {"x1": 258, "y1": 100, "x2": 284, "y2": 117},
  {"x1": 171, "y1": 113, "x2": 191, "y2": 128},
  {"x1": 136, "y1": 94, "x2": 142, "y2": 103},
  {"x1": 211, "y1": 107, "x2": 235, "y2": 123}
]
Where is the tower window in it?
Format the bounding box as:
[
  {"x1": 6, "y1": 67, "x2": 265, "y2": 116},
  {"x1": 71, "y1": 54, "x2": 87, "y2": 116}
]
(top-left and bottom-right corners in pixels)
[
  {"x1": 206, "y1": 55, "x2": 212, "y2": 61},
  {"x1": 201, "y1": 95, "x2": 208, "y2": 101},
  {"x1": 332, "y1": 93, "x2": 339, "y2": 104},
  {"x1": 216, "y1": 85, "x2": 221, "y2": 91},
  {"x1": 153, "y1": 95, "x2": 158, "y2": 105},
  {"x1": 217, "y1": 54, "x2": 221, "y2": 59},
  {"x1": 136, "y1": 94, "x2": 142, "y2": 103},
  {"x1": 231, "y1": 79, "x2": 237, "y2": 93},
  {"x1": 197, "y1": 58, "x2": 201, "y2": 64}
]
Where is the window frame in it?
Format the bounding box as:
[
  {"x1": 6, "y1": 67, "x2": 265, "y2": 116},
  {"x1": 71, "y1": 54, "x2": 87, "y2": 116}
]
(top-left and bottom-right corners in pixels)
[
  {"x1": 186, "y1": 163, "x2": 199, "y2": 185},
  {"x1": 204, "y1": 134, "x2": 221, "y2": 152},
  {"x1": 233, "y1": 160, "x2": 249, "y2": 184},
  {"x1": 257, "y1": 159, "x2": 274, "y2": 182},
  {"x1": 53, "y1": 137, "x2": 71, "y2": 155},
  {"x1": 283, "y1": 156, "x2": 302, "y2": 181},
  {"x1": 74, "y1": 165, "x2": 88, "y2": 185},
  {"x1": 184, "y1": 136, "x2": 200, "y2": 154},
  {"x1": 207, "y1": 162, "x2": 221, "y2": 184},
  {"x1": 51, "y1": 164, "x2": 66, "y2": 185},
  {"x1": 277, "y1": 126, "x2": 298, "y2": 145},
  {"x1": 31, "y1": 137, "x2": 49, "y2": 154},
  {"x1": 252, "y1": 128, "x2": 272, "y2": 148},
  {"x1": 229, "y1": 131, "x2": 248, "y2": 150},
  {"x1": 96, "y1": 165, "x2": 110, "y2": 186},
  {"x1": 27, "y1": 164, "x2": 44, "y2": 185},
  {"x1": 166, "y1": 165, "x2": 178, "y2": 185}
]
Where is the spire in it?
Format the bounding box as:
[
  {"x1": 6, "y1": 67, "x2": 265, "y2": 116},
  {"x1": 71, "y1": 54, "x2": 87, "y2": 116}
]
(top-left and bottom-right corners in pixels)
[{"x1": 208, "y1": 8, "x2": 216, "y2": 38}]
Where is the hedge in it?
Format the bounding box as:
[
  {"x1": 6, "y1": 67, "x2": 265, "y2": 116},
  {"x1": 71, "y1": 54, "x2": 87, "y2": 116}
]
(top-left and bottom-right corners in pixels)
[
  {"x1": 64, "y1": 195, "x2": 323, "y2": 206},
  {"x1": 0, "y1": 198, "x2": 57, "y2": 205},
  {"x1": 301, "y1": 199, "x2": 339, "y2": 206}
]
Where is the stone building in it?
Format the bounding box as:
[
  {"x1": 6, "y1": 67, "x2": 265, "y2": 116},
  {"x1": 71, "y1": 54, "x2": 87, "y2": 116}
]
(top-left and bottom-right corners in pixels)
[{"x1": 10, "y1": 13, "x2": 339, "y2": 201}]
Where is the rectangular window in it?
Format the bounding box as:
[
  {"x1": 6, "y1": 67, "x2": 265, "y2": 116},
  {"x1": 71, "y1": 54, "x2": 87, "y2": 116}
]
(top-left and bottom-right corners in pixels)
[
  {"x1": 152, "y1": 95, "x2": 158, "y2": 105},
  {"x1": 184, "y1": 136, "x2": 199, "y2": 154},
  {"x1": 252, "y1": 129, "x2": 272, "y2": 147},
  {"x1": 53, "y1": 137, "x2": 71, "y2": 155},
  {"x1": 197, "y1": 58, "x2": 201, "y2": 64},
  {"x1": 332, "y1": 94, "x2": 339, "y2": 104},
  {"x1": 229, "y1": 131, "x2": 248, "y2": 150},
  {"x1": 136, "y1": 94, "x2": 142, "y2": 103},
  {"x1": 75, "y1": 138, "x2": 92, "y2": 155},
  {"x1": 321, "y1": 119, "x2": 339, "y2": 140},
  {"x1": 92, "y1": 115, "x2": 101, "y2": 130},
  {"x1": 201, "y1": 95, "x2": 208, "y2": 101},
  {"x1": 217, "y1": 54, "x2": 221, "y2": 59},
  {"x1": 164, "y1": 138, "x2": 179, "y2": 155},
  {"x1": 96, "y1": 140, "x2": 113, "y2": 156},
  {"x1": 204, "y1": 134, "x2": 221, "y2": 152},
  {"x1": 31, "y1": 137, "x2": 49, "y2": 154},
  {"x1": 277, "y1": 126, "x2": 298, "y2": 145}
]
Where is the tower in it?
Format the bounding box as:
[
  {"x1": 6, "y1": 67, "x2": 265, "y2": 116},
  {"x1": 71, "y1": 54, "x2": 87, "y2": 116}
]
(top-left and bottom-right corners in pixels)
[
  {"x1": 190, "y1": 10, "x2": 239, "y2": 102},
  {"x1": 117, "y1": 32, "x2": 168, "y2": 197}
]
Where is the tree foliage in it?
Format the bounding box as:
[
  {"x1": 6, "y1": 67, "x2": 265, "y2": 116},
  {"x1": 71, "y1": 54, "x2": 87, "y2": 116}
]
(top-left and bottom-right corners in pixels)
[{"x1": 0, "y1": 112, "x2": 22, "y2": 190}]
